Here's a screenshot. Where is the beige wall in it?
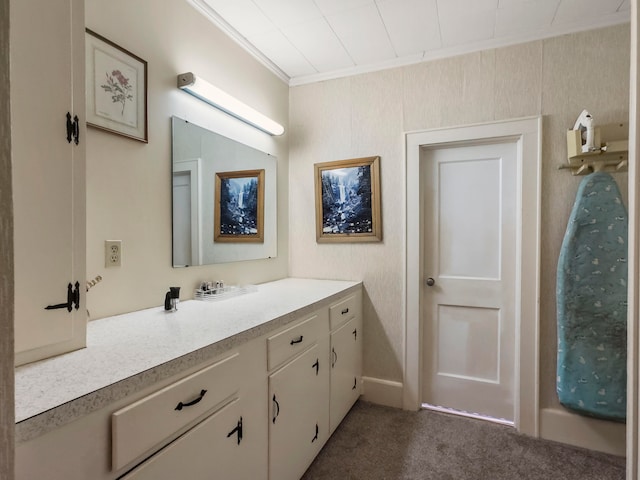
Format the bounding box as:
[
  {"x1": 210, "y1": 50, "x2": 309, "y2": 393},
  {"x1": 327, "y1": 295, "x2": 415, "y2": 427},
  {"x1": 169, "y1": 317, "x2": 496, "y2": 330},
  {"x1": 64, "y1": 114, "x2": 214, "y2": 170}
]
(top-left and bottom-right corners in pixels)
[
  {"x1": 1, "y1": 0, "x2": 14, "y2": 476},
  {"x1": 85, "y1": 0, "x2": 289, "y2": 319},
  {"x1": 288, "y1": 25, "x2": 630, "y2": 412}
]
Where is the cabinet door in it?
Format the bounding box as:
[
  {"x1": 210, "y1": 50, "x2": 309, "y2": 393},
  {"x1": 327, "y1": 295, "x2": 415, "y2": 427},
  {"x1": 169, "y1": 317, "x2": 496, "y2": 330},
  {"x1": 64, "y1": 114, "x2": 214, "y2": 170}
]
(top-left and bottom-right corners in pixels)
[
  {"x1": 119, "y1": 398, "x2": 254, "y2": 480},
  {"x1": 11, "y1": 0, "x2": 86, "y2": 365},
  {"x1": 330, "y1": 315, "x2": 362, "y2": 434},
  {"x1": 269, "y1": 342, "x2": 329, "y2": 480}
]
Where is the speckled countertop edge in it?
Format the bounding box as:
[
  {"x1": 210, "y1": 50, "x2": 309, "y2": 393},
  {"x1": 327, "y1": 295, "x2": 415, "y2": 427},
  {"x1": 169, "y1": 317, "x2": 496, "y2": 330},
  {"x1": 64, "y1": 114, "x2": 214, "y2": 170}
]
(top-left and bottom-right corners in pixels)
[{"x1": 15, "y1": 278, "x2": 361, "y2": 443}]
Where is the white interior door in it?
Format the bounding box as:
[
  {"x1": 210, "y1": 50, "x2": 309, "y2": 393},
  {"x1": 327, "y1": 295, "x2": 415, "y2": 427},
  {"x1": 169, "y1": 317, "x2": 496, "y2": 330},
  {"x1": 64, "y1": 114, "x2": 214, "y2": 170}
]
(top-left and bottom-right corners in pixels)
[{"x1": 422, "y1": 140, "x2": 517, "y2": 422}]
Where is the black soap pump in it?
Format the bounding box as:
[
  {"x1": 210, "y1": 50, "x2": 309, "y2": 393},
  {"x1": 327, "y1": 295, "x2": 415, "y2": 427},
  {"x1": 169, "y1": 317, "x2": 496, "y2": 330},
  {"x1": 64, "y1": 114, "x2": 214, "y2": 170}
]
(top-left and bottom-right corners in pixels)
[{"x1": 164, "y1": 287, "x2": 181, "y2": 312}]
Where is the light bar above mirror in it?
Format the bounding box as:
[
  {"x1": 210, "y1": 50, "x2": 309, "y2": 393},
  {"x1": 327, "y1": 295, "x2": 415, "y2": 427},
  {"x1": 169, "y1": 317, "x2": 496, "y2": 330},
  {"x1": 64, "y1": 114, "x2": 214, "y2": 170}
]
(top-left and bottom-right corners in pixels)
[{"x1": 177, "y1": 72, "x2": 285, "y2": 136}]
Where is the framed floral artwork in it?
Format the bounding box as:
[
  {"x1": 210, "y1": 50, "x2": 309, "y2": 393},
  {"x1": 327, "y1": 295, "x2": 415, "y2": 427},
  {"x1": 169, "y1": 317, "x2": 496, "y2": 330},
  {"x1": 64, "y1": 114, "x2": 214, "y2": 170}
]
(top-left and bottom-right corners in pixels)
[{"x1": 85, "y1": 29, "x2": 148, "y2": 142}]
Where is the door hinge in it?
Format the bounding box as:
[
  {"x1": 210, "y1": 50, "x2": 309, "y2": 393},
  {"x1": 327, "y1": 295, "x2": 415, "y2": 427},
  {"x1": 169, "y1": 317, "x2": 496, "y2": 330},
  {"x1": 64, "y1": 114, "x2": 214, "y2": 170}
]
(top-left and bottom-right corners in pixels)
[
  {"x1": 226, "y1": 417, "x2": 243, "y2": 445},
  {"x1": 66, "y1": 112, "x2": 80, "y2": 145},
  {"x1": 45, "y1": 281, "x2": 80, "y2": 312}
]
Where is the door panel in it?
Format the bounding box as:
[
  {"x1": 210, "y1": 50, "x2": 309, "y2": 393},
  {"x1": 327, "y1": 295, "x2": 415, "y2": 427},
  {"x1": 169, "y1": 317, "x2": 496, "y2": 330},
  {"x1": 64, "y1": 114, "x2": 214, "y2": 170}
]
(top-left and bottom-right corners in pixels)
[
  {"x1": 438, "y1": 157, "x2": 501, "y2": 279},
  {"x1": 422, "y1": 141, "x2": 516, "y2": 422},
  {"x1": 436, "y1": 305, "x2": 500, "y2": 384}
]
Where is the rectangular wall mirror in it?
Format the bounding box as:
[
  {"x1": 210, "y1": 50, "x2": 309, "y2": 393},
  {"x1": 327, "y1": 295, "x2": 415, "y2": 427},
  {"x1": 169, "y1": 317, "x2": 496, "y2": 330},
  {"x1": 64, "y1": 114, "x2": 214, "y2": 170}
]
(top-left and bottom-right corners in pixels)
[{"x1": 171, "y1": 116, "x2": 277, "y2": 266}]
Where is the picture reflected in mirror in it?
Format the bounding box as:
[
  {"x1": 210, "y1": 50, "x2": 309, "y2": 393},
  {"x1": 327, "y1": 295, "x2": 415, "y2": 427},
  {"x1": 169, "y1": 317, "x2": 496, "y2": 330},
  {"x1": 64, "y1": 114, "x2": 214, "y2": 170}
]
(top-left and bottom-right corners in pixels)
[{"x1": 171, "y1": 116, "x2": 277, "y2": 266}]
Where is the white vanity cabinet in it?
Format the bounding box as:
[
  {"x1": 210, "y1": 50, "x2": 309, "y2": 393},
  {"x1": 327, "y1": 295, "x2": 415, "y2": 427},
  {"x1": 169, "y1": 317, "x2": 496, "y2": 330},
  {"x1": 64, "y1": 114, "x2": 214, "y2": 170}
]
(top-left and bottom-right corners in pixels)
[
  {"x1": 112, "y1": 347, "x2": 268, "y2": 480},
  {"x1": 118, "y1": 398, "x2": 257, "y2": 480},
  {"x1": 329, "y1": 291, "x2": 363, "y2": 434},
  {"x1": 11, "y1": 0, "x2": 87, "y2": 366},
  {"x1": 15, "y1": 281, "x2": 362, "y2": 480},
  {"x1": 267, "y1": 310, "x2": 330, "y2": 480}
]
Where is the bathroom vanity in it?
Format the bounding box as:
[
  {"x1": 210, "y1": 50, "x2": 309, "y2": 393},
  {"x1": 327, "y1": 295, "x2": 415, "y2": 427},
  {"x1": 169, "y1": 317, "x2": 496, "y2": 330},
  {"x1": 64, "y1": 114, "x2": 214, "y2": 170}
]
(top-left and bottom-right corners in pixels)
[{"x1": 15, "y1": 278, "x2": 362, "y2": 480}]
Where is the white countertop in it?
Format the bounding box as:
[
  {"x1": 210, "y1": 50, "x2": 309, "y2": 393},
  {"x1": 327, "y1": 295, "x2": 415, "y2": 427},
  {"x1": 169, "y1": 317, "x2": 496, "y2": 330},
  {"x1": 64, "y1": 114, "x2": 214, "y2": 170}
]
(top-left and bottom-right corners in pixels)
[{"x1": 15, "y1": 278, "x2": 360, "y2": 442}]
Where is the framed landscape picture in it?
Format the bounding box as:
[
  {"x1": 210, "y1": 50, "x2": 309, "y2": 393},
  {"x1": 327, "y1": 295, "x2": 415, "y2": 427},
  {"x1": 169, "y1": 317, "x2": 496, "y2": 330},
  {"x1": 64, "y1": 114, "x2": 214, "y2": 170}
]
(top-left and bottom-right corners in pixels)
[
  {"x1": 85, "y1": 29, "x2": 148, "y2": 142},
  {"x1": 314, "y1": 156, "x2": 382, "y2": 243},
  {"x1": 215, "y1": 169, "x2": 265, "y2": 243}
]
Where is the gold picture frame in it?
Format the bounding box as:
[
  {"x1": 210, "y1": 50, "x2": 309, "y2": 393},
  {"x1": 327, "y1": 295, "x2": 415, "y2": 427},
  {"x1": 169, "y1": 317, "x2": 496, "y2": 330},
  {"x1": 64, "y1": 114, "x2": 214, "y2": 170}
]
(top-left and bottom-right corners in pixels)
[
  {"x1": 314, "y1": 156, "x2": 382, "y2": 243},
  {"x1": 215, "y1": 169, "x2": 265, "y2": 243}
]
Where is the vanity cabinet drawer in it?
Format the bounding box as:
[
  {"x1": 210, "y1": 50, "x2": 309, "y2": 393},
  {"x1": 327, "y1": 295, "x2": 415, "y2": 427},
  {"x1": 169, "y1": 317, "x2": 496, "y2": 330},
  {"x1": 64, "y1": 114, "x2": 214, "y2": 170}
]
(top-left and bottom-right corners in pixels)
[
  {"x1": 329, "y1": 293, "x2": 360, "y2": 330},
  {"x1": 118, "y1": 398, "x2": 245, "y2": 480},
  {"x1": 112, "y1": 352, "x2": 241, "y2": 471},
  {"x1": 267, "y1": 310, "x2": 327, "y2": 371}
]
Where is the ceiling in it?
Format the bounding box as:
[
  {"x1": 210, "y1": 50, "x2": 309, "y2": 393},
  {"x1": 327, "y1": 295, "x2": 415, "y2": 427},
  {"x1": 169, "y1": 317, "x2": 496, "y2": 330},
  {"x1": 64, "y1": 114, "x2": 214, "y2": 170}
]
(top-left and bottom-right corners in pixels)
[{"x1": 189, "y1": 0, "x2": 630, "y2": 86}]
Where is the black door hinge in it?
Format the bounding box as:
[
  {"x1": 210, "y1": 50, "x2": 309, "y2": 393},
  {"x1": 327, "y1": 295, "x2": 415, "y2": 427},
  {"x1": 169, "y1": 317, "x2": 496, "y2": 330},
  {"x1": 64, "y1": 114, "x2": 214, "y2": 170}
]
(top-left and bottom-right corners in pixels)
[
  {"x1": 66, "y1": 112, "x2": 73, "y2": 143},
  {"x1": 227, "y1": 417, "x2": 243, "y2": 445},
  {"x1": 45, "y1": 281, "x2": 80, "y2": 312},
  {"x1": 66, "y1": 112, "x2": 80, "y2": 145}
]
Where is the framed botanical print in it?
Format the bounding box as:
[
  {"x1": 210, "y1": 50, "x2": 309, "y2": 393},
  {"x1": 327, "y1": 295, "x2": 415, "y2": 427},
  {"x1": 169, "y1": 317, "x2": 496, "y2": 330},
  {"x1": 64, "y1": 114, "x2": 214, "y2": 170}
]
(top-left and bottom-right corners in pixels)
[{"x1": 85, "y1": 29, "x2": 148, "y2": 142}]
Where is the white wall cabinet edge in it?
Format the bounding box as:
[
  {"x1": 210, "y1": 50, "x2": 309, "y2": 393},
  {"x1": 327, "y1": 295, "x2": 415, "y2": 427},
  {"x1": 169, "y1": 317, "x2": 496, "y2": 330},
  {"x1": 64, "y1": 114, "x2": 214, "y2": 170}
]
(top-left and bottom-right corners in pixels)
[{"x1": 11, "y1": 0, "x2": 87, "y2": 366}]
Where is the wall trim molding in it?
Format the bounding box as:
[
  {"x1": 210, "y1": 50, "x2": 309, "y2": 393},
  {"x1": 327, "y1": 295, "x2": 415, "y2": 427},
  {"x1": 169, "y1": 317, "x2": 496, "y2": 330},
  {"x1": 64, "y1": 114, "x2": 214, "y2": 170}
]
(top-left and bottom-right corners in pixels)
[
  {"x1": 540, "y1": 407, "x2": 626, "y2": 457},
  {"x1": 361, "y1": 377, "x2": 404, "y2": 409}
]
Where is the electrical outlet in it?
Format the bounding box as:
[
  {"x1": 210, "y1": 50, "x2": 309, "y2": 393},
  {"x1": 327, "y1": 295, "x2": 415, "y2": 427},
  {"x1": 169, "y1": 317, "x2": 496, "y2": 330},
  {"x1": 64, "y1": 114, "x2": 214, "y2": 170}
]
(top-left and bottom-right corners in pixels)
[{"x1": 105, "y1": 240, "x2": 122, "y2": 267}]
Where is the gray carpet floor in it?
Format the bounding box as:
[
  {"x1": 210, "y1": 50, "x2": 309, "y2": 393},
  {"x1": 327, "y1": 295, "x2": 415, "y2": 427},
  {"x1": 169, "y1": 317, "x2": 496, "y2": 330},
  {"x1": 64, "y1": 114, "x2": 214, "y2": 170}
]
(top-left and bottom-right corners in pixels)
[{"x1": 301, "y1": 401, "x2": 626, "y2": 480}]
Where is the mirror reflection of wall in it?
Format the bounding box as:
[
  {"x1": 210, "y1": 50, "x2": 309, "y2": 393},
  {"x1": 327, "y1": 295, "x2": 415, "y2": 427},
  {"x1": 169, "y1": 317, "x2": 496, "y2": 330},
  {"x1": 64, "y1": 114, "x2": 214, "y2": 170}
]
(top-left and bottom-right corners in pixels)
[{"x1": 171, "y1": 116, "x2": 277, "y2": 266}]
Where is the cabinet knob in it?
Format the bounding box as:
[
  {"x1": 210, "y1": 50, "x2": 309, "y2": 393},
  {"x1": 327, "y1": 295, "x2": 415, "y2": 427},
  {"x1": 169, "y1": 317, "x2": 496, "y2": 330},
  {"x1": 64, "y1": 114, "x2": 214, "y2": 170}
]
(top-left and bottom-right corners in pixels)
[{"x1": 426, "y1": 277, "x2": 436, "y2": 287}]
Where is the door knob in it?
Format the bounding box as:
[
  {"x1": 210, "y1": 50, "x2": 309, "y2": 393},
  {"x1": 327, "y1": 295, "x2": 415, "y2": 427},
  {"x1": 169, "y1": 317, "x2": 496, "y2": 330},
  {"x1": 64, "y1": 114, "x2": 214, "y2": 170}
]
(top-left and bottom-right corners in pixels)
[{"x1": 426, "y1": 277, "x2": 436, "y2": 287}]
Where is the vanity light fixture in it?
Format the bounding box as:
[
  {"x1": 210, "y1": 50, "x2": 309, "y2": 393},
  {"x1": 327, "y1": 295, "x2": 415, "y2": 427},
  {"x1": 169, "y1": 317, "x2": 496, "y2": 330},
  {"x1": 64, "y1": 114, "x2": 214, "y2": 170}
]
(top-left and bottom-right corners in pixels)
[{"x1": 177, "y1": 72, "x2": 285, "y2": 136}]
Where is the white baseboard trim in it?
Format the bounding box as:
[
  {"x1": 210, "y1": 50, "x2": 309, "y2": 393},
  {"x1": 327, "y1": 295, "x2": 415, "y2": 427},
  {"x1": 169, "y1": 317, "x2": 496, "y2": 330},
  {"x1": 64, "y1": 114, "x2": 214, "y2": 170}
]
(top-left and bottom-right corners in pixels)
[
  {"x1": 539, "y1": 407, "x2": 626, "y2": 457},
  {"x1": 361, "y1": 377, "x2": 403, "y2": 409}
]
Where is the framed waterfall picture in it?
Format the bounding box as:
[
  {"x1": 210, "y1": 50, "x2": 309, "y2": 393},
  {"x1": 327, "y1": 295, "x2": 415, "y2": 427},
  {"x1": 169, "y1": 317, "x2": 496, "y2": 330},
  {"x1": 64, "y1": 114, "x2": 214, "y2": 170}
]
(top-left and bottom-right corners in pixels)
[
  {"x1": 314, "y1": 156, "x2": 382, "y2": 243},
  {"x1": 215, "y1": 169, "x2": 265, "y2": 243},
  {"x1": 85, "y1": 29, "x2": 148, "y2": 142}
]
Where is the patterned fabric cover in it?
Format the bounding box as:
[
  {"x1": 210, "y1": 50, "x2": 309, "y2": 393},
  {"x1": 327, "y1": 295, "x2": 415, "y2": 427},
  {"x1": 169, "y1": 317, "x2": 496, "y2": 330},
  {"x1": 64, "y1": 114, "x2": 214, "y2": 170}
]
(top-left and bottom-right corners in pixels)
[{"x1": 556, "y1": 172, "x2": 627, "y2": 422}]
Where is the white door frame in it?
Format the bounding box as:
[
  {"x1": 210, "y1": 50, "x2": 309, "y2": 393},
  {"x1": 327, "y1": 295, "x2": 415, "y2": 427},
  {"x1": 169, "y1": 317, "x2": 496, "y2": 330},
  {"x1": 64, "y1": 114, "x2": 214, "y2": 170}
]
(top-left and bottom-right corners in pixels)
[
  {"x1": 173, "y1": 158, "x2": 202, "y2": 267},
  {"x1": 405, "y1": 116, "x2": 542, "y2": 436}
]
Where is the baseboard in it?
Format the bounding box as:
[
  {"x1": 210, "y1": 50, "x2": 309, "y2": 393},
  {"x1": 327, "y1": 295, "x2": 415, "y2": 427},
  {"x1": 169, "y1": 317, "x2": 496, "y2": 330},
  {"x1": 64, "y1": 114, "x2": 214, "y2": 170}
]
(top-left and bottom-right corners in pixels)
[
  {"x1": 539, "y1": 407, "x2": 626, "y2": 457},
  {"x1": 361, "y1": 376, "x2": 403, "y2": 409}
]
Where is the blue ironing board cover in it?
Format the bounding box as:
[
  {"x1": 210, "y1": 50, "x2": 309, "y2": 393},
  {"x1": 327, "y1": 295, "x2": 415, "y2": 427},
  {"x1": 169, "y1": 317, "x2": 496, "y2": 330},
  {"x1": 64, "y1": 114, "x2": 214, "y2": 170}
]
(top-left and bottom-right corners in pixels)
[{"x1": 556, "y1": 172, "x2": 627, "y2": 422}]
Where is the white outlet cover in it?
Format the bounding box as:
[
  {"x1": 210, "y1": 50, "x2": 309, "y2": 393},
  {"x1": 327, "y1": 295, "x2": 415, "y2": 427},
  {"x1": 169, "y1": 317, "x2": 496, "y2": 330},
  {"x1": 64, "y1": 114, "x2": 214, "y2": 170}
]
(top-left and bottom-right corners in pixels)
[{"x1": 105, "y1": 240, "x2": 122, "y2": 267}]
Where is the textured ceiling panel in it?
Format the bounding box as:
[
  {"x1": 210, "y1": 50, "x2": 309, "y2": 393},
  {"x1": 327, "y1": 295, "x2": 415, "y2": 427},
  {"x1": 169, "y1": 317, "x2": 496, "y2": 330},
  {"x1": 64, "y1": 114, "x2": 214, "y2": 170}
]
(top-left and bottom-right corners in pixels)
[{"x1": 191, "y1": 0, "x2": 630, "y2": 85}]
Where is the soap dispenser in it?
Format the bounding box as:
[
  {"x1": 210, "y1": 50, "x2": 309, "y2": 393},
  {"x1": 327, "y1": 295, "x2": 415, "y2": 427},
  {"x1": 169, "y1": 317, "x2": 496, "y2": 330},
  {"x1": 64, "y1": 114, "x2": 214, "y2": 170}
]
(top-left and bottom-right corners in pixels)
[{"x1": 164, "y1": 287, "x2": 181, "y2": 312}]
